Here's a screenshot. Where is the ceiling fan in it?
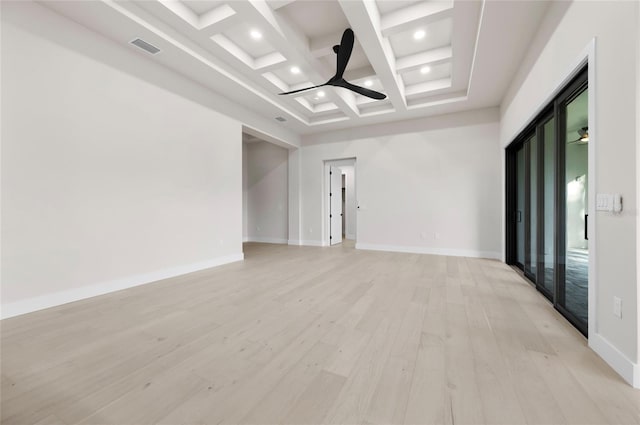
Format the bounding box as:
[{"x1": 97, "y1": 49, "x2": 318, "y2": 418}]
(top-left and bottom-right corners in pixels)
[
  {"x1": 278, "y1": 28, "x2": 387, "y2": 100},
  {"x1": 569, "y1": 127, "x2": 589, "y2": 144}
]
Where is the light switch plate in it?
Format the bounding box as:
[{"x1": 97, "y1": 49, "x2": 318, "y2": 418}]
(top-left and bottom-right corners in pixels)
[
  {"x1": 613, "y1": 296, "x2": 622, "y2": 318},
  {"x1": 596, "y1": 193, "x2": 613, "y2": 211}
]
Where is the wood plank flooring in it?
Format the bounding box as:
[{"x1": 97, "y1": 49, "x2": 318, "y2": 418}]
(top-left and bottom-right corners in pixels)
[{"x1": 2, "y1": 242, "x2": 639, "y2": 424}]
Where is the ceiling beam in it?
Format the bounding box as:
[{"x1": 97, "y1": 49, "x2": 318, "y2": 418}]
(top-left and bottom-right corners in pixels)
[
  {"x1": 404, "y1": 78, "x2": 452, "y2": 96},
  {"x1": 99, "y1": 0, "x2": 309, "y2": 126},
  {"x1": 395, "y1": 46, "x2": 452, "y2": 73},
  {"x1": 338, "y1": 0, "x2": 406, "y2": 113},
  {"x1": 254, "y1": 52, "x2": 288, "y2": 72},
  {"x1": 268, "y1": 0, "x2": 296, "y2": 11},
  {"x1": 156, "y1": 1, "x2": 238, "y2": 35},
  {"x1": 380, "y1": 1, "x2": 454, "y2": 37},
  {"x1": 232, "y1": 0, "x2": 360, "y2": 119}
]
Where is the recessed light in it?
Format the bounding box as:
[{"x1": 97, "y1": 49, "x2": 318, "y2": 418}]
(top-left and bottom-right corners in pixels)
[
  {"x1": 250, "y1": 29, "x2": 262, "y2": 40},
  {"x1": 290, "y1": 66, "x2": 301, "y2": 74},
  {"x1": 364, "y1": 80, "x2": 373, "y2": 87},
  {"x1": 420, "y1": 65, "x2": 431, "y2": 74},
  {"x1": 317, "y1": 90, "x2": 325, "y2": 97},
  {"x1": 413, "y1": 29, "x2": 426, "y2": 40}
]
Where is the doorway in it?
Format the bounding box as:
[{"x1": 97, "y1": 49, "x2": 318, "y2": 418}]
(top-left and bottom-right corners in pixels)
[
  {"x1": 242, "y1": 131, "x2": 289, "y2": 248},
  {"x1": 329, "y1": 166, "x2": 342, "y2": 245},
  {"x1": 506, "y1": 67, "x2": 589, "y2": 335},
  {"x1": 324, "y1": 158, "x2": 356, "y2": 246}
]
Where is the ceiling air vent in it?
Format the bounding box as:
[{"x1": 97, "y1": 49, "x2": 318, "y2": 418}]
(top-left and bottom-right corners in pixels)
[
  {"x1": 130, "y1": 38, "x2": 161, "y2": 55},
  {"x1": 275, "y1": 116, "x2": 286, "y2": 122}
]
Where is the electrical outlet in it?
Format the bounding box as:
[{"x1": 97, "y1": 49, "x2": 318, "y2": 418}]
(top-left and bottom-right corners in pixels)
[{"x1": 613, "y1": 296, "x2": 622, "y2": 318}]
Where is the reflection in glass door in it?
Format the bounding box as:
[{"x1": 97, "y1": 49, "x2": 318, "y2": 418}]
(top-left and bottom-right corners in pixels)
[{"x1": 558, "y1": 86, "x2": 589, "y2": 331}]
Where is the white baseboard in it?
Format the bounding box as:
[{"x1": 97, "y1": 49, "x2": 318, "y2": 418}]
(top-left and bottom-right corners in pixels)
[
  {"x1": 589, "y1": 332, "x2": 639, "y2": 388},
  {"x1": 1, "y1": 252, "x2": 244, "y2": 320},
  {"x1": 355, "y1": 243, "x2": 501, "y2": 260},
  {"x1": 346, "y1": 234, "x2": 356, "y2": 240},
  {"x1": 242, "y1": 236, "x2": 249, "y2": 242},
  {"x1": 301, "y1": 240, "x2": 323, "y2": 246},
  {"x1": 244, "y1": 236, "x2": 287, "y2": 244}
]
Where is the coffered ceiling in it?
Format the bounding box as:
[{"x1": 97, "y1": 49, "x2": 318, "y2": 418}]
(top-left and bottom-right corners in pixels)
[{"x1": 41, "y1": 0, "x2": 550, "y2": 136}]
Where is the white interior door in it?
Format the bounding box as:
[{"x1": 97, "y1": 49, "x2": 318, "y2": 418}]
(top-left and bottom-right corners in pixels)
[{"x1": 330, "y1": 167, "x2": 343, "y2": 245}]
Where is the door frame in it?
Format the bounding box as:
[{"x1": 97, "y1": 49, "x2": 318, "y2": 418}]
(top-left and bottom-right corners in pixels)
[
  {"x1": 505, "y1": 65, "x2": 591, "y2": 337},
  {"x1": 323, "y1": 158, "x2": 357, "y2": 246}
]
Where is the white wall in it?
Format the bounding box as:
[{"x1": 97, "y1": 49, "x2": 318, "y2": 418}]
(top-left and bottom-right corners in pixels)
[
  {"x1": 338, "y1": 165, "x2": 356, "y2": 240},
  {"x1": 500, "y1": 0, "x2": 639, "y2": 386},
  {"x1": 1, "y1": 2, "x2": 243, "y2": 318},
  {"x1": 299, "y1": 109, "x2": 502, "y2": 259},
  {"x1": 243, "y1": 141, "x2": 288, "y2": 244}
]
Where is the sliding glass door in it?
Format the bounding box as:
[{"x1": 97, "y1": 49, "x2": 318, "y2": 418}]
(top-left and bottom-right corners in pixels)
[
  {"x1": 527, "y1": 134, "x2": 537, "y2": 281},
  {"x1": 516, "y1": 144, "x2": 525, "y2": 268},
  {"x1": 514, "y1": 133, "x2": 536, "y2": 279},
  {"x1": 506, "y1": 67, "x2": 588, "y2": 336},
  {"x1": 557, "y1": 80, "x2": 589, "y2": 333},
  {"x1": 540, "y1": 115, "x2": 555, "y2": 299}
]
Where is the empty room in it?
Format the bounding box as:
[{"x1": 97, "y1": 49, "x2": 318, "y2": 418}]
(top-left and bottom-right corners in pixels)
[{"x1": 1, "y1": 0, "x2": 639, "y2": 424}]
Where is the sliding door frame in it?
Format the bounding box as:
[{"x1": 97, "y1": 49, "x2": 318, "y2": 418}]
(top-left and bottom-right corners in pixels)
[
  {"x1": 505, "y1": 66, "x2": 588, "y2": 337},
  {"x1": 536, "y1": 110, "x2": 554, "y2": 302},
  {"x1": 554, "y1": 72, "x2": 589, "y2": 336}
]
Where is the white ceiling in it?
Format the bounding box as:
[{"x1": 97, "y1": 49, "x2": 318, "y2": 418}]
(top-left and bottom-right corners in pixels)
[{"x1": 41, "y1": 0, "x2": 550, "y2": 137}]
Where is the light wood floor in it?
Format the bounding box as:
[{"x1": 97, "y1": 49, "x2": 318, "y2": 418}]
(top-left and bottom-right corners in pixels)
[{"x1": 2, "y1": 242, "x2": 639, "y2": 425}]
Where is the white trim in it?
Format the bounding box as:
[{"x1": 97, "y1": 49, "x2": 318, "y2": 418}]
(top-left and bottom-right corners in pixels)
[
  {"x1": 346, "y1": 233, "x2": 356, "y2": 240},
  {"x1": 585, "y1": 39, "x2": 597, "y2": 342},
  {"x1": 287, "y1": 239, "x2": 323, "y2": 247},
  {"x1": 355, "y1": 243, "x2": 501, "y2": 260},
  {"x1": 323, "y1": 158, "x2": 357, "y2": 246},
  {"x1": 244, "y1": 236, "x2": 288, "y2": 244},
  {"x1": 242, "y1": 236, "x2": 249, "y2": 242},
  {"x1": 589, "y1": 333, "x2": 639, "y2": 388},
  {"x1": 0, "y1": 253, "x2": 244, "y2": 320},
  {"x1": 637, "y1": 0, "x2": 640, "y2": 373},
  {"x1": 299, "y1": 240, "x2": 323, "y2": 247}
]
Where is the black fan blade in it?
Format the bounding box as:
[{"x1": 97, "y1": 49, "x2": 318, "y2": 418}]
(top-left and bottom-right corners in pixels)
[
  {"x1": 278, "y1": 84, "x2": 325, "y2": 96},
  {"x1": 279, "y1": 29, "x2": 386, "y2": 101},
  {"x1": 330, "y1": 79, "x2": 386, "y2": 100},
  {"x1": 335, "y1": 29, "x2": 354, "y2": 79}
]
